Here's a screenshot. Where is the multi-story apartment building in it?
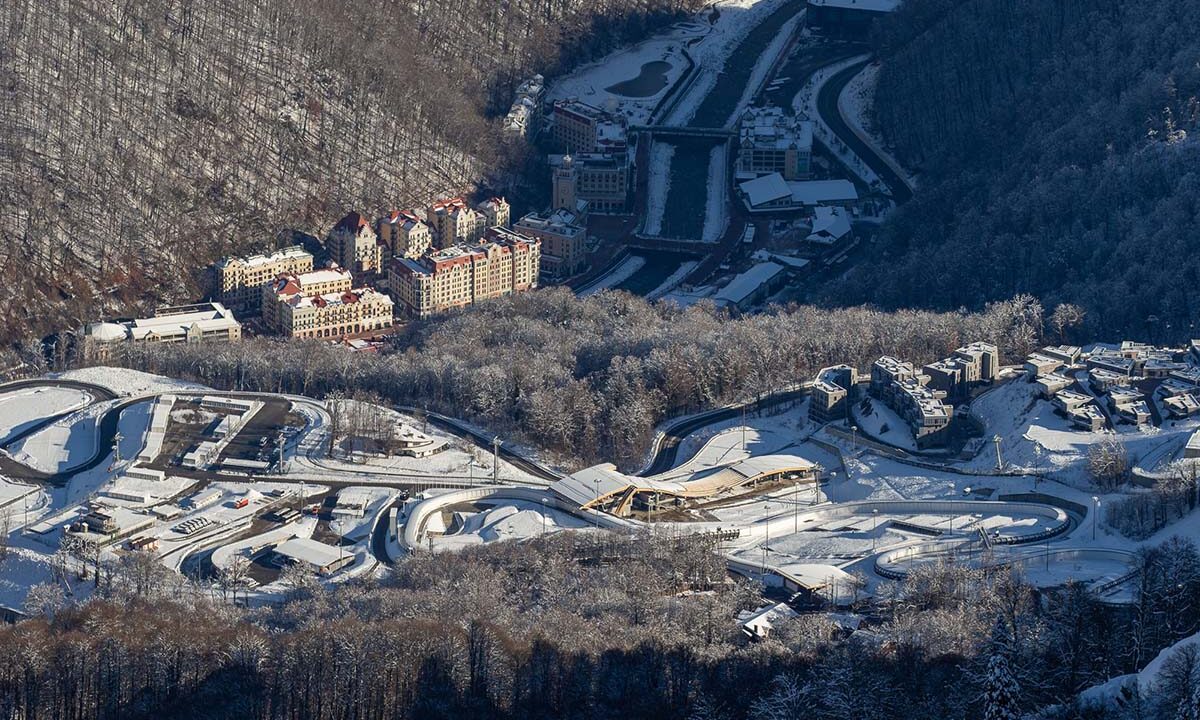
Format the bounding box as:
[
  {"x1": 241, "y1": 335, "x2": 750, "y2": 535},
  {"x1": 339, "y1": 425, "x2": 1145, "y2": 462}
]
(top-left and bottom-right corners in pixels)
[
  {"x1": 477, "y1": 197, "x2": 512, "y2": 229},
  {"x1": 503, "y1": 74, "x2": 546, "y2": 138},
  {"x1": 922, "y1": 341, "x2": 998, "y2": 399},
  {"x1": 216, "y1": 246, "x2": 313, "y2": 314},
  {"x1": 378, "y1": 210, "x2": 433, "y2": 259},
  {"x1": 551, "y1": 153, "x2": 629, "y2": 213},
  {"x1": 737, "y1": 106, "x2": 813, "y2": 181},
  {"x1": 809, "y1": 364, "x2": 859, "y2": 423},
  {"x1": 278, "y1": 287, "x2": 394, "y2": 340},
  {"x1": 514, "y1": 208, "x2": 587, "y2": 279},
  {"x1": 427, "y1": 197, "x2": 487, "y2": 248},
  {"x1": 262, "y1": 266, "x2": 354, "y2": 332},
  {"x1": 551, "y1": 100, "x2": 627, "y2": 154},
  {"x1": 326, "y1": 212, "x2": 384, "y2": 274},
  {"x1": 870, "y1": 356, "x2": 953, "y2": 449},
  {"x1": 388, "y1": 228, "x2": 540, "y2": 318}
]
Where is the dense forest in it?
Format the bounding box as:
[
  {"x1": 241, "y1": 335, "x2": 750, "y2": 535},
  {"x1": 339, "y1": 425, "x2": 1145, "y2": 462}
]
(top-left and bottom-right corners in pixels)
[
  {"x1": 5, "y1": 530, "x2": 1200, "y2": 719},
  {"x1": 0, "y1": 0, "x2": 701, "y2": 343},
  {"x1": 828, "y1": 0, "x2": 1200, "y2": 340},
  {"x1": 67, "y1": 289, "x2": 1053, "y2": 469}
]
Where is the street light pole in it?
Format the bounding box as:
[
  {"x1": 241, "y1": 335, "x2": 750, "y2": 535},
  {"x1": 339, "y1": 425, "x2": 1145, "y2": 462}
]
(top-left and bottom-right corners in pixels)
[
  {"x1": 794, "y1": 479, "x2": 800, "y2": 534},
  {"x1": 540, "y1": 498, "x2": 548, "y2": 534},
  {"x1": 762, "y1": 502, "x2": 771, "y2": 576},
  {"x1": 1092, "y1": 496, "x2": 1100, "y2": 541},
  {"x1": 872, "y1": 508, "x2": 878, "y2": 553},
  {"x1": 492, "y1": 437, "x2": 501, "y2": 485}
]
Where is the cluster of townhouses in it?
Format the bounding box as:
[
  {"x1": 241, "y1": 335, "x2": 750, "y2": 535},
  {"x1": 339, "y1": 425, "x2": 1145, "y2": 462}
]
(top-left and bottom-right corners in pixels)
[
  {"x1": 84, "y1": 195, "x2": 553, "y2": 351},
  {"x1": 867, "y1": 343, "x2": 998, "y2": 448},
  {"x1": 1027, "y1": 341, "x2": 1200, "y2": 430},
  {"x1": 806, "y1": 343, "x2": 998, "y2": 449}
]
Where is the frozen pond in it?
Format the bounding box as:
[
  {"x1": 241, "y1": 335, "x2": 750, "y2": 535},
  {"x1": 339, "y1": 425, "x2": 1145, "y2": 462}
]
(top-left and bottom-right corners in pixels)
[{"x1": 606, "y1": 60, "x2": 673, "y2": 97}]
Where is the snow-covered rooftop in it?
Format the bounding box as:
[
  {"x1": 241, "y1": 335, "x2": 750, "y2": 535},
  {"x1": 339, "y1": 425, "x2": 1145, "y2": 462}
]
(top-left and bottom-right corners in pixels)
[{"x1": 713, "y1": 262, "x2": 785, "y2": 307}]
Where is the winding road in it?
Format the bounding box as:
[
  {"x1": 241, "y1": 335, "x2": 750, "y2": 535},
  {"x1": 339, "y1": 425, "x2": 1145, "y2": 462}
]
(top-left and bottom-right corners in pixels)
[{"x1": 817, "y1": 59, "x2": 914, "y2": 205}]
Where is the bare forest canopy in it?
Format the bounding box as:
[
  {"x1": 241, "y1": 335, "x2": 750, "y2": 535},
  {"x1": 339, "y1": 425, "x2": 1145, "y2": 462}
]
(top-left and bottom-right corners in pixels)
[
  {"x1": 0, "y1": 0, "x2": 703, "y2": 343},
  {"x1": 91, "y1": 289, "x2": 1050, "y2": 470},
  {"x1": 826, "y1": 0, "x2": 1200, "y2": 340},
  {"x1": 7, "y1": 531, "x2": 1200, "y2": 719}
]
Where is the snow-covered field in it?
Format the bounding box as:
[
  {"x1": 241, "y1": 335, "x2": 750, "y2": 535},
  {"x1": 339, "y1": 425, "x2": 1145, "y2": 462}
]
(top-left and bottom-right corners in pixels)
[
  {"x1": 851, "y1": 395, "x2": 917, "y2": 452},
  {"x1": 964, "y1": 377, "x2": 1200, "y2": 486},
  {"x1": 0, "y1": 386, "x2": 94, "y2": 443},
  {"x1": 547, "y1": 30, "x2": 700, "y2": 126}
]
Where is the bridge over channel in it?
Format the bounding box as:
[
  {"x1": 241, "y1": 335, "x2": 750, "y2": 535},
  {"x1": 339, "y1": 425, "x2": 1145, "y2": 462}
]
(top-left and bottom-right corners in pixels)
[{"x1": 631, "y1": 125, "x2": 735, "y2": 141}]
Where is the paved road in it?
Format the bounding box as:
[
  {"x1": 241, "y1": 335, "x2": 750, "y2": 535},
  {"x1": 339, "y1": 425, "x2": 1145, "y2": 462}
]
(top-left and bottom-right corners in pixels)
[{"x1": 817, "y1": 59, "x2": 914, "y2": 205}]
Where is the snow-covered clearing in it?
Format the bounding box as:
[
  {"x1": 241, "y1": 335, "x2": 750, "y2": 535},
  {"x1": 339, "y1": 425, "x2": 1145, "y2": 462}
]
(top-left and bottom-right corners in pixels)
[
  {"x1": 837, "y1": 61, "x2": 918, "y2": 187},
  {"x1": 0, "y1": 386, "x2": 94, "y2": 443},
  {"x1": 964, "y1": 378, "x2": 1200, "y2": 487},
  {"x1": 851, "y1": 396, "x2": 917, "y2": 452},
  {"x1": 291, "y1": 402, "x2": 543, "y2": 486},
  {"x1": 53, "y1": 367, "x2": 209, "y2": 397},
  {"x1": 643, "y1": 142, "x2": 676, "y2": 236},
  {"x1": 577, "y1": 255, "x2": 647, "y2": 297}
]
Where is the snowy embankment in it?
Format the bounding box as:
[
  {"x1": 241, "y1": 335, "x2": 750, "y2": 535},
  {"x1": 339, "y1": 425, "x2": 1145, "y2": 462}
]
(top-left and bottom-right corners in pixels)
[
  {"x1": 701, "y1": 144, "x2": 730, "y2": 242},
  {"x1": 664, "y1": 0, "x2": 796, "y2": 126},
  {"x1": 1080, "y1": 630, "x2": 1200, "y2": 711},
  {"x1": 837, "y1": 62, "x2": 919, "y2": 188},
  {"x1": 793, "y1": 53, "x2": 882, "y2": 188},
  {"x1": 643, "y1": 142, "x2": 676, "y2": 236},
  {"x1": 646, "y1": 261, "x2": 699, "y2": 301},
  {"x1": 577, "y1": 255, "x2": 647, "y2": 297},
  {"x1": 726, "y1": 12, "x2": 801, "y2": 127}
]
